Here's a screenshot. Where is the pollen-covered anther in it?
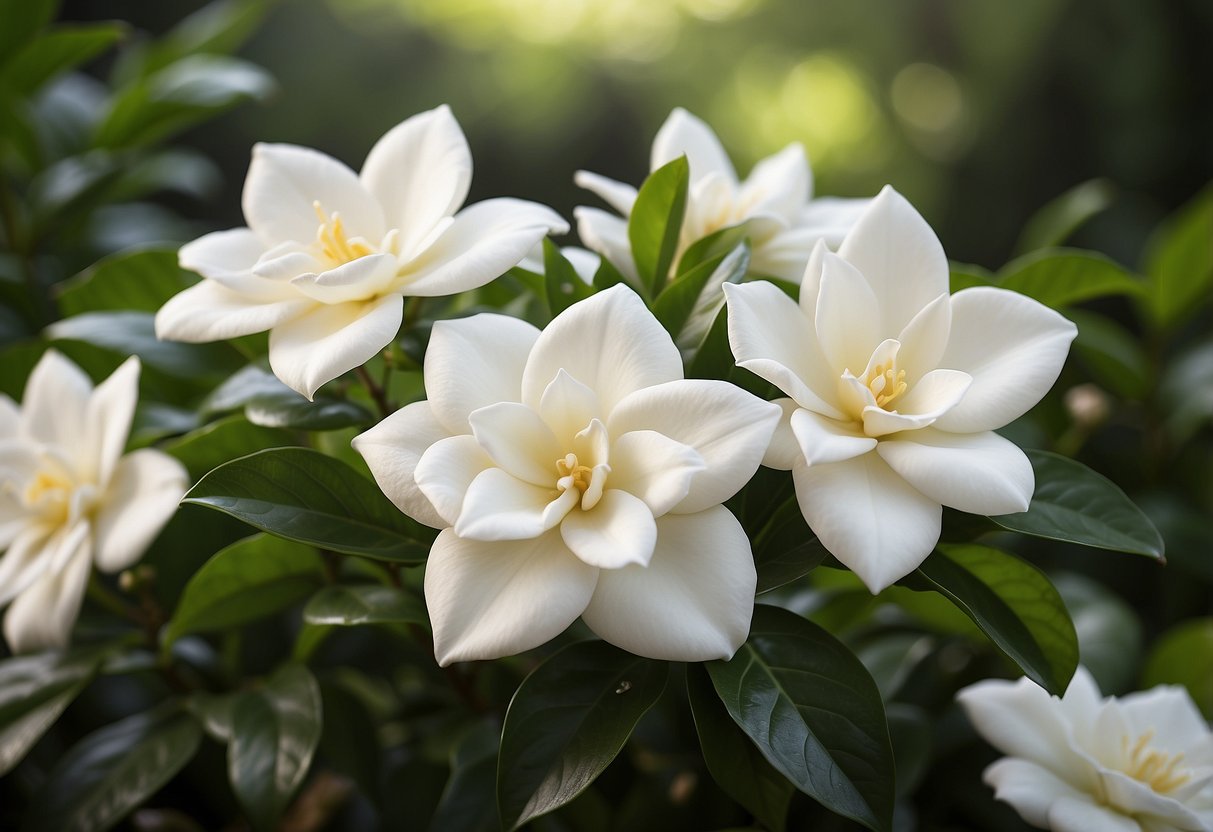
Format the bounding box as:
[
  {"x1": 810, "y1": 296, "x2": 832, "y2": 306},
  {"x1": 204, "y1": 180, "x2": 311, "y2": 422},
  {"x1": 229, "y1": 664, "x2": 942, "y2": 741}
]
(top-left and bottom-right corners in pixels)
[
  {"x1": 1121, "y1": 730, "x2": 1191, "y2": 794},
  {"x1": 868, "y1": 364, "x2": 908, "y2": 409},
  {"x1": 313, "y1": 200, "x2": 374, "y2": 264}
]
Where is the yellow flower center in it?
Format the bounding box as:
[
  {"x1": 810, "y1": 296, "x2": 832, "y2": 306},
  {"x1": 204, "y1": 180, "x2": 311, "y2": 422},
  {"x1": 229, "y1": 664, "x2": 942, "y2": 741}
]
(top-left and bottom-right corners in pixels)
[
  {"x1": 313, "y1": 201, "x2": 375, "y2": 265},
  {"x1": 556, "y1": 453, "x2": 593, "y2": 494},
  {"x1": 23, "y1": 467, "x2": 74, "y2": 526},
  {"x1": 1121, "y1": 730, "x2": 1190, "y2": 794},
  {"x1": 554, "y1": 451, "x2": 608, "y2": 511},
  {"x1": 864, "y1": 361, "x2": 908, "y2": 410}
]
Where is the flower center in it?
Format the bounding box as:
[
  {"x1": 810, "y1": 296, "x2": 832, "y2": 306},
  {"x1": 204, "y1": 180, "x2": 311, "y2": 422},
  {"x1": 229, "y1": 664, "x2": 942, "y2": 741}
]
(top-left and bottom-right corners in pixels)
[
  {"x1": 864, "y1": 361, "x2": 908, "y2": 410},
  {"x1": 554, "y1": 451, "x2": 608, "y2": 511},
  {"x1": 1120, "y1": 730, "x2": 1190, "y2": 794},
  {"x1": 313, "y1": 201, "x2": 376, "y2": 265}
]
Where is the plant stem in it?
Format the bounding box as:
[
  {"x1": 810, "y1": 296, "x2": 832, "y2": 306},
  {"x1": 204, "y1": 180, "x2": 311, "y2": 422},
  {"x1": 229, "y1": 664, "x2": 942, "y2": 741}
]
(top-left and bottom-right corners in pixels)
[{"x1": 355, "y1": 364, "x2": 393, "y2": 419}]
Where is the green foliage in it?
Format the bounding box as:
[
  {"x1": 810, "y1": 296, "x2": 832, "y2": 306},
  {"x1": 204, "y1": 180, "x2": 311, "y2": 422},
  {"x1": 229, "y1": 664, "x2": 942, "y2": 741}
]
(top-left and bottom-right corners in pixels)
[
  {"x1": 627, "y1": 155, "x2": 689, "y2": 296},
  {"x1": 1142, "y1": 618, "x2": 1213, "y2": 718},
  {"x1": 1015, "y1": 178, "x2": 1115, "y2": 254},
  {"x1": 302, "y1": 584, "x2": 428, "y2": 627},
  {"x1": 1143, "y1": 183, "x2": 1213, "y2": 330},
  {"x1": 202, "y1": 365, "x2": 374, "y2": 430},
  {"x1": 543, "y1": 238, "x2": 594, "y2": 316},
  {"x1": 997, "y1": 248, "x2": 1144, "y2": 310},
  {"x1": 55, "y1": 247, "x2": 195, "y2": 316}
]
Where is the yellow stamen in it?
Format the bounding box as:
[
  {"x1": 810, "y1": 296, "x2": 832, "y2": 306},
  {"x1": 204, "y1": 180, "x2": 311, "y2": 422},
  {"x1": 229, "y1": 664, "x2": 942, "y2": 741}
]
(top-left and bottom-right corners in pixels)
[
  {"x1": 313, "y1": 200, "x2": 374, "y2": 264},
  {"x1": 867, "y1": 364, "x2": 908, "y2": 409},
  {"x1": 1121, "y1": 730, "x2": 1190, "y2": 794},
  {"x1": 556, "y1": 453, "x2": 593, "y2": 494}
]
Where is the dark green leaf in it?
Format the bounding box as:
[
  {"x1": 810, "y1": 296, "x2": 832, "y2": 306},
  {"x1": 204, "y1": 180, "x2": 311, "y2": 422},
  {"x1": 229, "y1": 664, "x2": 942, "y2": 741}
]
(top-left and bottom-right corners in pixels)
[
  {"x1": 752, "y1": 497, "x2": 829, "y2": 594},
  {"x1": 497, "y1": 640, "x2": 668, "y2": 831},
  {"x1": 590, "y1": 256, "x2": 629, "y2": 293},
  {"x1": 686, "y1": 304, "x2": 733, "y2": 380},
  {"x1": 627, "y1": 156, "x2": 689, "y2": 296},
  {"x1": 56, "y1": 247, "x2": 195, "y2": 317},
  {"x1": 997, "y1": 248, "x2": 1143, "y2": 309},
  {"x1": 652, "y1": 241, "x2": 749, "y2": 343},
  {"x1": 676, "y1": 221, "x2": 756, "y2": 276},
  {"x1": 183, "y1": 447, "x2": 432, "y2": 562},
  {"x1": 687, "y1": 664, "x2": 792, "y2": 832},
  {"x1": 990, "y1": 450, "x2": 1165, "y2": 559},
  {"x1": 434, "y1": 722, "x2": 500, "y2": 832},
  {"x1": 0, "y1": 0, "x2": 58, "y2": 72},
  {"x1": 302, "y1": 584, "x2": 428, "y2": 627},
  {"x1": 1015, "y1": 178, "x2": 1115, "y2": 254},
  {"x1": 1143, "y1": 183, "x2": 1213, "y2": 330},
  {"x1": 318, "y1": 681, "x2": 381, "y2": 800},
  {"x1": 706, "y1": 605, "x2": 895, "y2": 832},
  {"x1": 166, "y1": 414, "x2": 296, "y2": 479},
  {"x1": 139, "y1": 0, "x2": 269, "y2": 76},
  {"x1": 164, "y1": 533, "x2": 323, "y2": 647},
  {"x1": 908, "y1": 544, "x2": 1078, "y2": 695},
  {"x1": 543, "y1": 238, "x2": 594, "y2": 316},
  {"x1": 1141, "y1": 618, "x2": 1213, "y2": 719},
  {"x1": 202, "y1": 364, "x2": 373, "y2": 430},
  {"x1": 0, "y1": 23, "x2": 125, "y2": 95},
  {"x1": 229, "y1": 664, "x2": 322, "y2": 832},
  {"x1": 1068, "y1": 309, "x2": 1150, "y2": 399},
  {"x1": 24, "y1": 705, "x2": 202, "y2": 832},
  {"x1": 885, "y1": 705, "x2": 931, "y2": 798}
]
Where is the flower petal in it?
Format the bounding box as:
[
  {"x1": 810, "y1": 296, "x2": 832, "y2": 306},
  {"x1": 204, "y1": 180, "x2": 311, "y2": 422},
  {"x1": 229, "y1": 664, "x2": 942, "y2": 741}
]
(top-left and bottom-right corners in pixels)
[
  {"x1": 581, "y1": 506, "x2": 755, "y2": 661},
  {"x1": 1047, "y1": 796, "x2": 1141, "y2": 832},
  {"x1": 91, "y1": 449, "x2": 187, "y2": 573},
  {"x1": 573, "y1": 207, "x2": 640, "y2": 283},
  {"x1": 267, "y1": 294, "x2": 403, "y2": 400},
  {"x1": 413, "y1": 434, "x2": 493, "y2": 527},
  {"x1": 789, "y1": 408, "x2": 876, "y2": 465},
  {"x1": 424, "y1": 313, "x2": 538, "y2": 435},
  {"x1": 608, "y1": 378, "x2": 780, "y2": 514},
  {"x1": 722, "y1": 280, "x2": 845, "y2": 419},
  {"x1": 836, "y1": 185, "x2": 949, "y2": 337},
  {"x1": 83, "y1": 356, "x2": 139, "y2": 486},
  {"x1": 876, "y1": 429, "x2": 1034, "y2": 515},
  {"x1": 155, "y1": 280, "x2": 311, "y2": 342},
  {"x1": 956, "y1": 676, "x2": 1090, "y2": 777},
  {"x1": 762, "y1": 398, "x2": 800, "y2": 471},
  {"x1": 453, "y1": 467, "x2": 561, "y2": 541},
  {"x1": 860, "y1": 368, "x2": 972, "y2": 438},
  {"x1": 468, "y1": 402, "x2": 562, "y2": 487},
  {"x1": 560, "y1": 489, "x2": 657, "y2": 569},
  {"x1": 353, "y1": 401, "x2": 450, "y2": 529},
  {"x1": 359, "y1": 105, "x2": 472, "y2": 257},
  {"x1": 242, "y1": 142, "x2": 384, "y2": 245},
  {"x1": 981, "y1": 758, "x2": 1090, "y2": 829},
  {"x1": 521, "y1": 284, "x2": 682, "y2": 414},
  {"x1": 0, "y1": 394, "x2": 19, "y2": 439},
  {"x1": 1119, "y1": 686, "x2": 1211, "y2": 754},
  {"x1": 538, "y1": 369, "x2": 602, "y2": 442},
  {"x1": 179, "y1": 228, "x2": 265, "y2": 278},
  {"x1": 3, "y1": 536, "x2": 91, "y2": 653},
  {"x1": 933, "y1": 287, "x2": 1078, "y2": 433},
  {"x1": 792, "y1": 453, "x2": 940, "y2": 593},
  {"x1": 796, "y1": 197, "x2": 871, "y2": 246},
  {"x1": 399, "y1": 197, "x2": 567, "y2": 297},
  {"x1": 21, "y1": 350, "x2": 91, "y2": 452},
  {"x1": 651, "y1": 108, "x2": 737, "y2": 186},
  {"x1": 424, "y1": 529, "x2": 597, "y2": 665},
  {"x1": 573, "y1": 170, "x2": 638, "y2": 216},
  {"x1": 739, "y1": 143, "x2": 809, "y2": 220},
  {"x1": 0, "y1": 524, "x2": 54, "y2": 607},
  {"x1": 815, "y1": 252, "x2": 881, "y2": 376},
  {"x1": 895, "y1": 292, "x2": 952, "y2": 382},
  {"x1": 289, "y1": 253, "x2": 400, "y2": 305},
  {"x1": 608, "y1": 430, "x2": 705, "y2": 516}
]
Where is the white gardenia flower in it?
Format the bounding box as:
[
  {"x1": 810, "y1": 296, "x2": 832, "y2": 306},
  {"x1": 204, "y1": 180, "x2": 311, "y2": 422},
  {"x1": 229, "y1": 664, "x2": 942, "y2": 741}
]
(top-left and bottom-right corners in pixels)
[
  {"x1": 574, "y1": 107, "x2": 869, "y2": 284},
  {"x1": 724, "y1": 186, "x2": 1077, "y2": 593},
  {"x1": 0, "y1": 352, "x2": 188, "y2": 652},
  {"x1": 156, "y1": 105, "x2": 568, "y2": 400},
  {"x1": 958, "y1": 668, "x2": 1213, "y2": 831},
  {"x1": 353, "y1": 284, "x2": 780, "y2": 664}
]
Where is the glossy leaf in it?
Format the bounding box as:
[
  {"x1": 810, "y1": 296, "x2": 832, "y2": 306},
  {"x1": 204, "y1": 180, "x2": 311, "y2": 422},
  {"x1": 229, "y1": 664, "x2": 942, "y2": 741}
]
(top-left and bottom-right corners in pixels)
[
  {"x1": 183, "y1": 447, "x2": 432, "y2": 562},
  {"x1": 56, "y1": 247, "x2": 195, "y2": 317},
  {"x1": 627, "y1": 155, "x2": 689, "y2": 296},
  {"x1": 497, "y1": 640, "x2": 668, "y2": 831},
  {"x1": 229, "y1": 664, "x2": 323, "y2": 832},
  {"x1": 909, "y1": 544, "x2": 1078, "y2": 695},
  {"x1": 1015, "y1": 178, "x2": 1115, "y2": 254},
  {"x1": 752, "y1": 497, "x2": 829, "y2": 594},
  {"x1": 676, "y1": 220, "x2": 756, "y2": 276},
  {"x1": 997, "y1": 248, "x2": 1143, "y2": 309},
  {"x1": 543, "y1": 238, "x2": 594, "y2": 316},
  {"x1": 991, "y1": 450, "x2": 1165, "y2": 559},
  {"x1": 706, "y1": 605, "x2": 895, "y2": 832},
  {"x1": 302, "y1": 584, "x2": 428, "y2": 627},
  {"x1": 202, "y1": 364, "x2": 373, "y2": 431},
  {"x1": 163, "y1": 533, "x2": 323, "y2": 647},
  {"x1": 652, "y1": 241, "x2": 749, "y2": 343},
  {"x1": 1143, "y1": 183, "x2": 1213, "y2": 330}
]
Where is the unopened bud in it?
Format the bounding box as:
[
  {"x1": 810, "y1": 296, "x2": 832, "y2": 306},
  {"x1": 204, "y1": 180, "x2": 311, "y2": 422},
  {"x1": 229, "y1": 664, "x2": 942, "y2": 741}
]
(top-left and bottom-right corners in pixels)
[{"x1": 1064, "y1": 383, "x2": 1110, "y2": 429}]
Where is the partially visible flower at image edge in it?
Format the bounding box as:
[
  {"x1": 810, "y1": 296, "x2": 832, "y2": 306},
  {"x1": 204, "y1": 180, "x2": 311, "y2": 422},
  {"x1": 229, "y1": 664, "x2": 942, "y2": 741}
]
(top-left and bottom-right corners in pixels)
[
  {"x1": 352, "y1": 284, "x2": 780, "y2": 664},
  {"x1": 156, "y1": 105, "x2": 567, "y2": 400},
  {"x1": 958, "y1": 668, "x2": 1213, "y2": 831},
  {"x1": 0, "y1": 352, "x2": 187, "y2": 652},
  {"x1": 724, "y1": 185, "x2": 1077, "y2": 593}
]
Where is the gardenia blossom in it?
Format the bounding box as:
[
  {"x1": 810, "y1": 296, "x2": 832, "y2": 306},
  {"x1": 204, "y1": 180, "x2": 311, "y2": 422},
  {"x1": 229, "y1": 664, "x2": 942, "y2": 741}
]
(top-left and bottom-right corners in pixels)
[
  {"x1": 958, "y1": 668, "x2": 1213, "y2": 831},
  {"x1": 353, "y1": 285, "x2": 779, "y2": 664},
  {"x1": 724, "y1": 186, "x2": 1077, "y2": 592},
  {"x1": 156, "y1": 105, "x2": 567, "y2": 399},
  {"x1": 0, "y1": 352, "x2": 187, "y2": 652},
  {"x1": 574, "y1": 107, "x2": 868, "y2": 284}
]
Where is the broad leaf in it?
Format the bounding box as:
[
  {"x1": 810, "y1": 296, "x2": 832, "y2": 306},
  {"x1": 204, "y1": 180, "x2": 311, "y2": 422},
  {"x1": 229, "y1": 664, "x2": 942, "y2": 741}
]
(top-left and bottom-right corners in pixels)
[
  {"x1": 183, "y1": 447, "x2": 432, "y2": 562},
  {"x1": 203, "y1": 365, "x2": 373, "y2": 431},
  {"x1": 1068, "y1": 309, "x2": 1150, "y2": 399},
  {"x1": 166, "y1": 414, "x2": 296, "y2": 479},
  {"x1": 0, "y1": 23, "x2": 126, "y2": 95},
  {"x1": 997, "y1": 248, "x2": 1143, "y2": 309},
  {"x1": 706, "y1": 605, "x2": 895, "y2": 832},
  {"x1": 752, "y1": 497, "x2": 829, "y2": 594},
  {"x1": 497, "y1": 640, "x2": 668, "y2": 831},
  {"x1": 163, "y1": 533, "x2": 323, "y2": 647},
  {"x1": 135, "y1": 0, "x2": 269, "y2": 77},
  {"x1": 56, "y1": 247, "x2": 195, "y2": 317},
  {"x1": 1143, "y1": 183, "x2": 1213, "y2": 330},
  {"x1": 907, "y1": 544, "x2": 1078, "y2": 695},
  {"x1": 652, "y1": 241, "x2": 749, "y2": 343},
  {"x1": 229, "y1": 664, "x2": 322, "y2": 832},
  {"x1": 543, "y1": 238, "x2": 594, "y2": 316},
  {"x1": 676, "y1": 221, "x2": 756, "y2": 276},
  {"x1": 991, "y1": 450, "x2": 1164, "y2": 559},
  {"x1": 627, "y1": 155, "x2": 689, "y2": 296},
  {"x1": 1015, "y1": 178, "x2": 1115, "y2": 254},
  {"x1": 302, "y1": 584, "x2": 428, "y2": 627}
]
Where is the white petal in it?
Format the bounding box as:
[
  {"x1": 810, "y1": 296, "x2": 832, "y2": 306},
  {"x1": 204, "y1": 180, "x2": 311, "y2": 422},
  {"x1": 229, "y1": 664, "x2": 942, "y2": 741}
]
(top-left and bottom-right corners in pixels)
[
  {"x1": 252, "y1": 245, "x2": 322, "y2": 282},
  {"x1": 789, "y1": 408, "x2": 876, "y2": 465},
  {"x1": 581, "y1": 506, "x2": 755, "y2": 661},
  {"x1": 836, "y1": 185, "x2": 949, "y2": 337},
  {"x1": 739, "y1": 143, "x2": 809, "y2": 220},
  {"x1": 795, "y1": 197, "x2": 871, "y2": 246},
  {"x1": 0, "y1": 524, "x2": 54, "y2": 607},
  {"x1": 1047, "y1": 796, "x2": 1141, "y2": 832},
  {"x1": 468, "y1": 402, "x2": 561, "y2": 486},
  {"x1": 91, "y1": 449, "x2": 187, "y2": 573},
  {"x1": 179, "y1": 228, "x2": 265, "y2": 278},
  {"x1": 981, "y1": 758, "x2": 1089, "y2": 829},
  {"x1": 956, "y1": 676, "x2": 1090, "y2": 775},
  {"x1": 815, "y1": 252, "x2": 881, "y2": 376},
  {"x1": 453, "y1": 468, "x2": 560, "y2": 541},
  {"x1": 560, "y1": 489, "x2": 657, "y2": 569},
  {"x1": 521, "y1": 284, "x2": 682, "y2": 415},
  {"x1": 608, "y1": 379, "x2": 780, "y2": 514},
  {"x1": 608, "y1": 430, "x2": 705, "y2": 516},
  {"x1": 424, "y1": 529, "x2": 597, "y2": 665},
  {"x1": 242, "y1": 142, "x2": 384, "y2": 245},
  {"x1": 933, "y1": 287, "x2": 1078, "y2": 433},
  {"x1": 359, "y1": 105, "x2": 472, "y2": 257},
  {"x1": 538, "y1": 370, "x2": 602, "y2": 442},
  {"x1": 22, "y1": 350, "x2": 92, "y2": 453},
  {"x1": 895, "y1": 292, "x2": 952, "y2": 382},
  {"x1": 860, "y1": 368, "x2": 972, "y2": 438},
  {"x1": 154, "y1": 281, "x2": 311, "y2": 342},
  {"x1": 877, "y1": 429, "x2": 1034, "y2": 515},
  {"x1": 792, "y1": 454, "x2": 940, "y2": 593},
  {"x1": 353, "y1": 401, "x2": 450, "y2": 529},
  {"x1": 651, "y1": 108, "x2": 737, "y2": 186},
  {"x1": 3, "y1": 538, "x2": 92, "y2": 653},
  {"x1": 573, "y1": 207, "x2": 640, "y2": 284},
  {"x1": 762, "y1": 399, "x2": 801, "y2": 471},
  {"x1": 83, "y1": 357, "x2": 139, "y2": 486},
  {"x1": 0, "y1": 394, "x2": 19, "y2": 438},
  {"x1": 399, "y1": 197, "x2": 567, "y2": 296},
  {"x1": 722, "y1": 281, "x2": 844, "y2": 419},
  {"x1": 1119, "y1": 686, "x2": 1211, "y2": 754},
  {"x1": 424, "y1": 313, "x2": 538, "y2": 435},
  {"x1": 289, "y1": 253, "x2": 400, "y2": 305},
  {"x1": 267, "y1": 294, "x2": 403, "y2": 400},
  {"x1": 573, "y1": 170, "x2": 638, "y2": 215},
  {"x1": 413, "y1": 434, "x2": 493, "y2": 527}
]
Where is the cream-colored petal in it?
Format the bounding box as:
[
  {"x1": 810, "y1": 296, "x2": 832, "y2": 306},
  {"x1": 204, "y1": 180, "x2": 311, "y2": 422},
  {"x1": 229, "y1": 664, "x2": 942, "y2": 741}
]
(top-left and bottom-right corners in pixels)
[
  {"x1": 91, "y1": 449, "x2": 188, "y2": 573},
  {"x1": 789, "y1": 408, "x2": 876, "y2": 466},
  {"x1": 815, "y1": 252, "x2": 881, "y2": 376},
  {"x1": 0, "y1": 523, "x2": 55, "y2": 607},
  {"x1": 761, "y1": 399, "x2": 801, "y2": 471},
  {"x1": 453, "y1": 468, "x2": 560, "y2": 541},
  {"x1": 352, "y1": 401, "x2": 450, "y2": 529},
  {"x1": 538, "y1": 370, "x2": 602, "y2": 443},
  {"x1": 651, "y1": 108, "x2": 737, "y2": 186},
  {"x1": 560, "y1": 489, "x2": 657, "y2": 569},
  {"x1": 895, "y1": 292, "x2": 952, "y2": 382},
  {"x1": 607, "y1": 430, "x2": 705, "y2": 517},
  {"x1": 3, "y1": 537, "x2": 92, "y2": 653},
  {"x1": 860, "y1": 369, "x2": 972, "y2": 438},
  {"x1": 413, "y1": 434, "x2": 494, "y2": 527},
  {"x1": 468, "y1": 402, "x2": 562, "y2": 487},
  {"x1": 288, "y1": 253, "x2": 400, "y2": 305},
  {"x1": 1047, "y1": 795, "x2": 1141, "y2": 832},
  {"x1": 739, "y1": 142, "x2": 809, "y2": 220},
  {"x1": 21, "y1": 350, "x2": 91, "y2": 452},
  {"x1": 982, "y1": 758, "x2": 1090, "y2": 829},
  {"x1": 154, "y1": 281, "x2": 311, "y2": 343},
  {"x1": 573, "y1": 170, "x2": 638, "y2": 216},
  {"x1": 179, "y1": 228, "x2": 265, "y2": 278},
  {"x1": 573, "y1": 206, "x2": 640, "y2": 284},
  {"x1": 83, "y1": 357, "x2": 139, "y2": 486}
]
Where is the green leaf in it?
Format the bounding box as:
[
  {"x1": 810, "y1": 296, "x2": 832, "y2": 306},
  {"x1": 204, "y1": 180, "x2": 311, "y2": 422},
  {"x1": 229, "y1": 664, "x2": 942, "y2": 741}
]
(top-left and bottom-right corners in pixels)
[
  {"x1": 706, "y1": 605, "x2": 895, "y2": 832},
  {"x1": 949, "y1": 263, "x2": 992, "y2": 293},
  {"x1": 627, "y1": 156, "x2": 689, "y2": 296},
  {"x1": 590, "y1": 256, "x2": 629, "y2": 294},
  {"x1": 1068, "y1": 309, "x2": 1150, "y2": 399},
  {"x1": 990, "y1": 450, "x2": 1165, "y2": 559},
  {"x1": 908, "y1": 544, "x2": 1078, "y2": 695},
  {"x1": 752, "y1": 497, "x2": 829, "y2": 594},
  {"x1": 56, "y1": 247, "x2": 194, "y2": 317},
  {"x1": 434, "y1": 722, "x2": 500, "y2": 832},
  {"x1": 675, "y1": 221, "x2": 756, "y2": 276},
  {"x1": 139, "y1": 0, "x2": 269, "y2": 76},
  {"x1": 164, "y1": 533, "x2": 323, "y2": 647},
  {"x1": 0, "y1": 0, "x2": 58, "y2": 72},
  {"x1": 1141, "y1": 618, "x2": 1213, "y2": 719},
  {"x1": 686, "y1": 304, "x2": 733, "y2": 380},
  {"x1": 543, "y1": 238, "x2": 594, "y2": 316},
  {"x1": 229, "y1": 664, "x2": 322, "y2": 832},
  {"x1": 183, "y1": 447, "x2": 432, "y2": 562},
  {"x1": 1052, "y1": 573, "x2": 1142, "y2": 693},
  {"x1": 886, "y1": 704, "x2": 931, "y2": 797},
  {"x1": 1015, "y1": 178, "x2": 1115, "y2": 254},
  {"x1": 651, "y1": 241, "x2": 749, "y2": 342},
  {"x1": 0, "y1": 23, "x2": 125, "y2": 95},
  {"x1": 497, "y1": 640, "x2": 668, "y2": 831},
  {"x1": 1143, "y1": 183, "x2": 1213, "y2": 330},
  {"x1": 997, "y1": 248, "x2": 1143, "y2": 310},
  {"x1": 202, "y1": 365, "x2": 373, "y2": 430},
  {"x1": 686, "y1": 664, "x2": 792, "y2": 832},
  {"x1": 166, "y1": 414, "x2": 296, "y2": 479},
  {"x1": 318, "y1": 681, "x2": 381, "y2": 800},
  {"x1": 24, "y1": 705, "x2": 202, "y2": 832},
  {"x1": 302, "y1": 584, "x2": 428, "y2": 627}
]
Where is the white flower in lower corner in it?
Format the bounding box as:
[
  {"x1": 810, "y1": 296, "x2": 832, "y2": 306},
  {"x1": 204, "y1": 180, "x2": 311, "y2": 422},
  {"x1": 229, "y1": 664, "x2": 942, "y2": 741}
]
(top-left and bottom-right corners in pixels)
[
  {"x1": 0, "y1": 352, "x2": 187, "y2": 652},
  {"x1": 958, "y1": 668, "x2": 1213, "y2": 832},
  {"x1": 352, "y1": 285, "x2": 779, "y2": 665},
  {"x1": 156, "y1": 105, "x2": 567, "y2": 400},
  {"x1": 724, "y1": 185, "x2": 1077, "y2": 593}
]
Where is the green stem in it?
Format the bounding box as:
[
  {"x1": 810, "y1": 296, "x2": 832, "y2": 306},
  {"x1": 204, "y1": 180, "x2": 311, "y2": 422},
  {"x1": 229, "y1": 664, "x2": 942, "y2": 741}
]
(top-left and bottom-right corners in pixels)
[{"x1": 355, "y1": 364, "x2": 393, "y2": 419}]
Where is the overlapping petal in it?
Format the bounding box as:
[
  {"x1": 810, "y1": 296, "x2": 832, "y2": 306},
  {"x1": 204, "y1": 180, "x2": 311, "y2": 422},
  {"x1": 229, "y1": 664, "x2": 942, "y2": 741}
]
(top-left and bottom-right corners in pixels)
[
  {"x1": 560, "y1": 489, "x2": 657, "y2": 569},
  {"x1": 3, "y1": 536, "x2": 92, "y2": 654},
  {"x1": 155, "y1": 281, "x2": 311, "y2": 343},
  {"x1": 178, "y1": 228, "x2": 265, "y2": 278},
  {"x1": 351, "y1": 401, "x2": 450, "y2": 529},
  {"x1": 91, "y1": 450, "x2": 188, "y2": 573},
  {"x1": 651, "y1": 107, "x2": 737, "y2": 185}
]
